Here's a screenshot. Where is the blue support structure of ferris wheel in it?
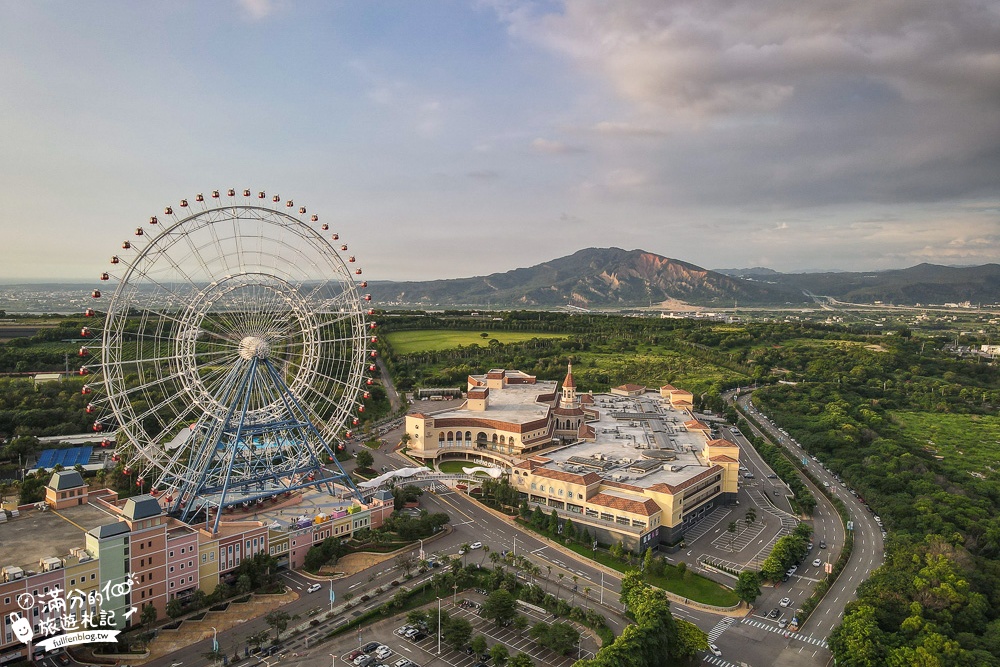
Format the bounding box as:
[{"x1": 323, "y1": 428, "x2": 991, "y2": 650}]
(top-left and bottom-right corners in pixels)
[{"x1": 174, "y1": 352, "x2": 363, "y2": 532}]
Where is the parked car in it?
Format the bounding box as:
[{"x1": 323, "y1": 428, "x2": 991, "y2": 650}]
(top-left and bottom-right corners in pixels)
[
  {"x1": 778, "y1": 618, "x2": 789, "y2": 628},
  {"x1": 780, "y1": 597, "x2": 792, "y2": 607},
  {"x1": 375, "y1": 646, "x2": 392, "y2": 660},
  {"x1": 767, "y1": 608, "x2": 781, "y2": 619},
  {"x1": 363, "y1": 642, "x2": 381, "y2": 653}
]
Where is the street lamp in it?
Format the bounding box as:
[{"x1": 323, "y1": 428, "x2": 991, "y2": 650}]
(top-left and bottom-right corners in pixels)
[
  {"x1": 330, "y1": 653, "x2": 337, "y2": 667},
  {"x1": 210, "y1": 626, "x2": 219, "y2": 667},
  {"x1": 437, "y1": 597, "x2": 442, "y2": 655},
  {"x1": 418, "y1": 538, "x2": 425, "y2": 560}
]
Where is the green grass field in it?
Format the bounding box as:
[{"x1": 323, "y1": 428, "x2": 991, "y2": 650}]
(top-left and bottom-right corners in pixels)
[
  {"x1": 892, "y1": 411, "x2": 1000, "y2": 477},
  {"x1": 383, "y1": 329, "x2": 566, "y2": 354}
]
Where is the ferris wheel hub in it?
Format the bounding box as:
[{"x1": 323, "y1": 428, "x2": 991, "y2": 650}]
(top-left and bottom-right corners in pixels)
[{"x1": 238, "y1": 336, "x2": 271, "y2": 360}]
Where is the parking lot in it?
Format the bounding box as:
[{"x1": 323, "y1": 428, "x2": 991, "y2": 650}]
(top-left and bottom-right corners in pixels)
[{"x1": 336, "y1": 597, "x2": 594, "y2": 667}]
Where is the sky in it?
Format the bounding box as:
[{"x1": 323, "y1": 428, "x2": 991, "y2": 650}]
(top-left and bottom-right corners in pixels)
[{"x1": 0, "y1": 0, "x2": 998, "y2": 282}]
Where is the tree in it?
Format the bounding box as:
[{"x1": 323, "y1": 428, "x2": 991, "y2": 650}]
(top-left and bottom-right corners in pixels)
[
  {"x1": 489, "y1": 643, "x2": 509, "y2": 667},
  {"x1": 140, "y1": 602, "x2": 157, "y2": 631},
  {"x1": 442, "y1": 616, "x2": 473, "y2": 651},
  {"x1": 166, "y1": 599, "x2": 184, "y2": 619},
  {"x1": 408, "y1": 609, "x2": 429, "y2": 627},
  {"x1": 471, "y1": 634, "x2": 489, "y2": 658},
  {"x1": 531, "y1": 621, "x2": 580, "y2": 655},
  {"x1": 264, "y1": 610, "x2": 290, "y2": 642},
  {"x1": 355, "y1": 448, "x2": 374, "y2": 470},
  {"x1": 512, "y1": 614, "x2": 529, "y2": 636},
  {"x1": 828, "y1": 603, "x2": 887, "y2": 667},
  {"x1": 727, "y1": 521, "x2": 738, "y2": 551},
  {"x1": 548, "y1": 509, "x2": 560, "y2": 534},
  {"x1": 642, "y1": 547, "x2": 654, "y2": 573},
  {"x1": 508, "y1": 653, "x2": 533, "y2": 667},
  {"x1": 396, "y1": 553, "x2": 417, "y2": 577},
  {"x1": 482, "y1": 589, "x2": 518, "y2": 627},
  {"x1": 734, "y1": 570, "x2": 762, "y2": 604},
  {"x1": 744, "y1": 507, "x2": 757, "y2": 532}
]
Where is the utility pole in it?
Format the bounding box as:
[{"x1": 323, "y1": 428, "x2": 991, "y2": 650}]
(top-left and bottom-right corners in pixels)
[{"x1": 437, "y1": 597, "x2": 442, "y2": 656}]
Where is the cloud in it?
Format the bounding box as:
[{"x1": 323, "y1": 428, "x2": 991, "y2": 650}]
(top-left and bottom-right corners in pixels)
[
  {"x1": 531, "y1": 137, "x2": 584, "y2": 154},
  {"x1": 491, "y1": 1, "x2": 1000, "y2": 209},
  {"x1": 236, "y1": 0, "x2": 275, "y2": 20},
  {"x1": 467, "y1": 169, "x2": 500, "y2": 180}
]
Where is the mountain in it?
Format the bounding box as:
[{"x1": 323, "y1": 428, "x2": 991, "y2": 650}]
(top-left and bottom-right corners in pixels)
[
  {"x1": 768, "y1": 263, "x2": 1000, "y2": 305},
  {"x1": 369, "y1": 248, "x2": 806, "y2": 308},
  {"x1": 713, "y1": 267, "x2": 783, "y2": 278}
]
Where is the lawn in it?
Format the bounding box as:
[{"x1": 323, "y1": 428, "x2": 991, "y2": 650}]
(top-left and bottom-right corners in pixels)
[
  {"x1": 437, "y1": 460, "x2": 486, "y2": 474},
  {"x1": 891, "y1": 411, "x2": 1000, "y2": 477},
  {"x1": 517, "y1": 520, "x2": 740, "y2": 607},
  {"x1": 383, "y1": 329, "x2": 566, "y2": 354}
]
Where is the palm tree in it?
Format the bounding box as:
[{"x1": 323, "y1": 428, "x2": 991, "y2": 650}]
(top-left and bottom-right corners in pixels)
[
  {"x1": 556, "y1": 572, "x2": 564, "y2": 599},
  {"x1": 744, "y1": 508, "x2": 757, "y2": 533},
  {"x1": 545, "y1": 565, "x2": 552, "y2": 593},
  {"x1": 481, "y1": 544, "x2": 491, "y2": 566},
  {"x1": 583, "y1": 586, "x2": 592, "y2": 609}
]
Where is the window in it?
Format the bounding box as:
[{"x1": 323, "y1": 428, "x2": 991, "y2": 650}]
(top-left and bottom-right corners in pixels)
[
  {"x1": 170, "y1": 582, "x2": 174, "y2": 589},
  {"x1": 202, "y1": 554, "x2": 207, "y2": 564},
  {"x1": 210, "y1": 553, "x2": 215, "y2": 562},
  {"x1": 3, "y1": 597, "x2": 9, "y2": 605},
  {"x1": 70, "y1": 579, "x2": 76, "y2": 586},
  {"x1": 180, "y1": 563, "x2": 184, "y2": 570},
  {"x1": 170, "y1": 567, "x2": 174, "y2": 573},
  {"x1": 91, "y1": 574, "x2": 96, "y2": 580},
  {"x1": 169, "y1": 551, "x2": 174, "y2": 558}
]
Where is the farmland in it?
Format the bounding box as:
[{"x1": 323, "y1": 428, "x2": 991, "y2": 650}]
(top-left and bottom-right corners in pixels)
[{"x1": 383, "y1": 329, "x2": 566, "y2": 354}]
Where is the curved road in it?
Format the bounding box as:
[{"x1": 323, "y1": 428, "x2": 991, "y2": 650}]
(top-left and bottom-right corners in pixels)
[{"x1": 730, "y1": 390, "x2": 885, "y2": 639}]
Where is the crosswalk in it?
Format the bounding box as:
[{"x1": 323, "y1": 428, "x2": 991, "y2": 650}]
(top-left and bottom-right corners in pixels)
[
  {"x1": 707, "y1": 617, "x2": 735, "y2": 643},
  {"x1": 702, "y1": 656, "x2": 741, "y2": 667},
  {"x1": 740, "y1": 618, "x2": 828, "y2": 648}
]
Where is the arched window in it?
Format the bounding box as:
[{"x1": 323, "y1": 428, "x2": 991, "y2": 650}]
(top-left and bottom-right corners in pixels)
[
  {"x1": 447, "y1": 431, "x2": 454, "y2": 443},
  {"x1": 492, "y1": 434, "x2": 499, "y2": 443},
  {"x1": 499, "y1": 435, "x2": 506, "y2": 445},
  {"x1": 465, "y1": 431, "x2": 472, "y2": 442}
]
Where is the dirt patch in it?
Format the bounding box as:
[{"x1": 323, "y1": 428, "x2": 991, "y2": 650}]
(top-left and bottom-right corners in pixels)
[
  {"x1": 134, "y1": 589, "x2": 298, "y2": 664},
  {"x1": 328, "y1": 551, "x2": 398, "y2": 577},
  {"x1": 865, "y1": 344, "x2": 888, "y2": 352}
]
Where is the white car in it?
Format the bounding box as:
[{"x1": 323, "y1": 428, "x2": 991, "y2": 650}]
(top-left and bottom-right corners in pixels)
[
  {"x1": 307, "y1": 583, "x2": 322, "y2": 593},
  {"x1": 470, "y1": 541, "x2": 483, "y2": 550},
  {"x1": 708, "y1": 644, "x2": 722, "y2": 656},
  {"x1": 779, "y1": 597, "x2": 791, "y2": 607},
  {"x1": 812, "y1": 558, "x2": 822, "y2": 567},
  {"x1": 375, "y1": 646, "x2": 392, "y2": 660}
]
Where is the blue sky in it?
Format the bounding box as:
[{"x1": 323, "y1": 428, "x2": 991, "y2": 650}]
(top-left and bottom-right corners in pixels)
[{"x1": 1, "y1": 0, "x2": 998, "y2": 282}]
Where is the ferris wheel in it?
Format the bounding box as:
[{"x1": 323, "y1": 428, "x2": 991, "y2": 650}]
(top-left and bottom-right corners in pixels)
[{"x1": 82, "y1": 189, "x2": 377, "y2": 530}]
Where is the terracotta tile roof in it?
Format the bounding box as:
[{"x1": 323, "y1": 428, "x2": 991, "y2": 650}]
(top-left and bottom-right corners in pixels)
[
  {"x1": 533, "y1": 467, "x2": 601, "y2": 485},
  {"x1": 707, "y1": 438, "x2": 739, "y2": 448},
  {"x1": 468, "y1": 388, "x2": 489, "y2": 399},
  {"x1": 552, "y1": 406, "x2": 585, "y2": 417},
  {"x1": 709, "y1": 454, "x2": 738, "y2": 463},
  {"x1": 684, "y1": 420, "x2": 710, "y2": 430},
  {"x1": 614, "y1": 383, "x2": 646, "y2": 392},
  {"x1": 660, "y1": 384, "x2": 677, "y2": 391},
  {"x1": 587, "y1": 492, "x2": 660, "y2": 516},
  {"x1": 580, "y1": 394, "x2": 595, "y2": 404},
  {"x1": 673, "y1": 400, "x2": 693, "y2": 406},
  {"x1": 579, "y1": 424, "x2": 596, "y2": 439},
  {"x1": 409, "y1": 413, "x2": 428, "y2": 419}
]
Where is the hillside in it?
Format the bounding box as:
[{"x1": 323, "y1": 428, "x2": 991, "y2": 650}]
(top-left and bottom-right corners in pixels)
[{"x1": 369, "y1": 248, "x2": 806, "y2": 308}]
